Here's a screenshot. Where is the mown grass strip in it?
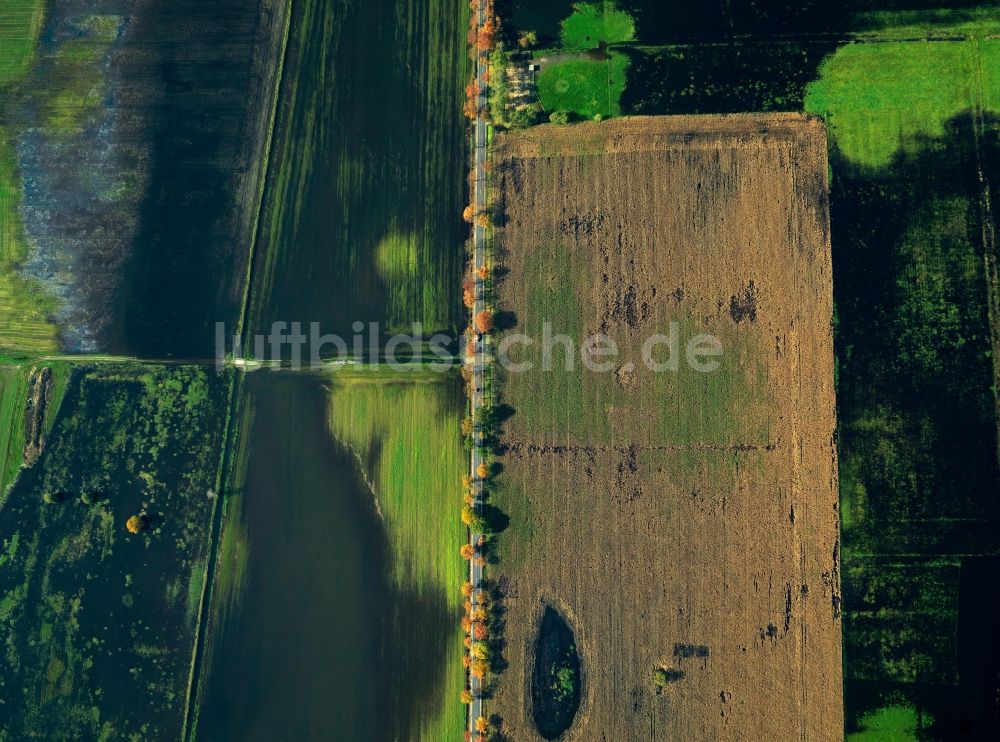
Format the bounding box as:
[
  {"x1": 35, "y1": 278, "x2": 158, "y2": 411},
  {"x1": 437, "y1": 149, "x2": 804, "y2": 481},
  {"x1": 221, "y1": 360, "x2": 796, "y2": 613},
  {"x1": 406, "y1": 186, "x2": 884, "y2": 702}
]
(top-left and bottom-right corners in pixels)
[
  {"x1": 0, "y1": 0, "x2": 44, "y2": 86},
  {"x1": 326, "y1": 375, "x2": 467, "y2": 740}
]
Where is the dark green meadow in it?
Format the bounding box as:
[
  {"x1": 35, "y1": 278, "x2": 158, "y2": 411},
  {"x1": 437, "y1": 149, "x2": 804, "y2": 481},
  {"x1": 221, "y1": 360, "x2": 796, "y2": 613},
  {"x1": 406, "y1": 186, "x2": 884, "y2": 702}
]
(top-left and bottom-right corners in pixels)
[
  {"x1": 0, "y1": 365, "x2": 230, "y2": 740},
  {"x1": 245, "y1": 0, "x2": 471, "y2": 343}
]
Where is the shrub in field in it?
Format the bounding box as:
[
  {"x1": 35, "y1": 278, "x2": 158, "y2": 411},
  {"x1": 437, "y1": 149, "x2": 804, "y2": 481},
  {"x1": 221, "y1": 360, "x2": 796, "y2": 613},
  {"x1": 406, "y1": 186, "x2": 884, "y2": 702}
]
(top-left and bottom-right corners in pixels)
[{"x1": 550, "y1": 110, "x2": 571, "y2": 125}]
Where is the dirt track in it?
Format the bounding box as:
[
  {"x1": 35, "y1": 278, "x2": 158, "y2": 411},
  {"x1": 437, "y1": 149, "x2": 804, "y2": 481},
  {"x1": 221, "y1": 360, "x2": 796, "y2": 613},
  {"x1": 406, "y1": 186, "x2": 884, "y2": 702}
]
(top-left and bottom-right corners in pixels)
[{"x1": 490, "y1": 114, "x2": 842, "y2": 741}]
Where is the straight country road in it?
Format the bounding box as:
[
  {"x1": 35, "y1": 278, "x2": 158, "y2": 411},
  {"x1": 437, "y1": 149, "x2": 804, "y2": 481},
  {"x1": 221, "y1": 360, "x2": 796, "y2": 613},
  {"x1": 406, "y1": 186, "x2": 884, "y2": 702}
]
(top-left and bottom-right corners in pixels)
[{"x1": 468, "y1": 0, "x2": 489, "y2": 736}]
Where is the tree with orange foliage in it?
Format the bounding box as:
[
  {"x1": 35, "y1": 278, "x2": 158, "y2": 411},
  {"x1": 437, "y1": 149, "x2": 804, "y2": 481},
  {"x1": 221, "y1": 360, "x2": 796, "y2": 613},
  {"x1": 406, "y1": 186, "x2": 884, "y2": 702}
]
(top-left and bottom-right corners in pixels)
[
  {"x1": 462, "y1": 655, "x2": 471, "y2": 669},
  {"x1": 461, "y1": 581, "x2": 474, "y2": 598},
  {"x1": 460, "y1": 688, "x2": 473, "y2": 705},
  {"x1": 473, "y1": 622, "x2": 489, "y2": 640},
  {"x1": 476, "y1": 716, "x2": 490, "y2": 733},
  {"x1": 461, "y1": 543, "x2": 476, "y2": 560},
  {"x1": 464, "y1": 98, "x2": 478, "y2": 120},
  {"x1": 461, "y1": 616, "x2": 472, "y2": 633},
  {"x1": 476, "y1": 461, "x2": 489, "y2": 479},
  {"x1": 464, "y1": 635, "x2": 472, "y2": 648},
  {"x1": 125, "y1": 514, "x2": 148, "y2": 534},
  {"x1": 463, "y1": 288, "x2": 476, "y2": 309},
  {"x1": 477, "y1": 19, "x2": 497, "y2": 51},
  {"x1": 463, "y1": 492, "x2": 475, "y2": 506},
  {"x1": 475, "y1": 309, "x2": 494, "y2": 333},
  {"x1": 476, "y1": 265, "x2": 489, "y2": 280},
  {"x1": 462, "y1": 204, "x2": 476, "y2": 223},
  {"x1": 472, "y1": 606, "x2": 488, "y2": 622},
  {"x1": 470, "y1": 658, "x2": 490, "y2": 679},
  {"x1": 464, "y1": 599, "x2": 474, "y2": 615},
  {"x1": 474, "y1": 213, "x2": 490, "y2": 229},
  {"x1": 462, "y1": 474, "x2": 472, "y2": 489}
]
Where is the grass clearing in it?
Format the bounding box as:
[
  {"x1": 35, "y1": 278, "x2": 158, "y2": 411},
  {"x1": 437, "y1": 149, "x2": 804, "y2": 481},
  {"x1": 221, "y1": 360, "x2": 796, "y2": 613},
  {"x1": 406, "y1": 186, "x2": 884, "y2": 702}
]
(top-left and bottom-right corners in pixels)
[
  {"x1": 560, "y1": 1, "x2": 635, "y2": 48},
  {"x1": 537, "y1": 51, "x2": 628, "y2": 119},
  {"x1": 804, "y1": 40, "x2": 997, "y2": 168}
]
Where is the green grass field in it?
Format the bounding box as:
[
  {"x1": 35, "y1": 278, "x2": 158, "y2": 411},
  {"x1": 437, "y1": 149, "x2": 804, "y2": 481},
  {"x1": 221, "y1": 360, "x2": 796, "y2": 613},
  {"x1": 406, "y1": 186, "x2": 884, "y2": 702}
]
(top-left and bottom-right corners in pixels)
[
  {"x1": 805, "y1": 39, "x2": 1000, "y2": 167},
  {"x1": 0, "y1": 365, "x2": 29, "y2": 497},
  {"x1": 246, "y1": 0, "x2": 469, "y2": 341},
  {"x1": 0, "y1": 0, "x2": 44, "y2": 87},
  {"x1": 537, "y1": 51, "x2": 629, "y2": 120},
  {"x1": 560, "y1": 1, "x2": 635, "y2": 48},
  {"x1": 326, "y1": 375, "x2": 467, "y2": 740}
]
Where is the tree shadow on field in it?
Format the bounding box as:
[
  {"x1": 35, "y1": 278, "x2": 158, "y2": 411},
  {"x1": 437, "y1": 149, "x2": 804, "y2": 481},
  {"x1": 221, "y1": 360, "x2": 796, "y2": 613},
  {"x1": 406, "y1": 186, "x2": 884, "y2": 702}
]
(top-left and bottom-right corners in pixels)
[
  {"x1": 481, "y1": 503, "x2": 510, "y2": 536},
  {"x1": 495, "y1": 310, "x2": 518, "y2": 331}
]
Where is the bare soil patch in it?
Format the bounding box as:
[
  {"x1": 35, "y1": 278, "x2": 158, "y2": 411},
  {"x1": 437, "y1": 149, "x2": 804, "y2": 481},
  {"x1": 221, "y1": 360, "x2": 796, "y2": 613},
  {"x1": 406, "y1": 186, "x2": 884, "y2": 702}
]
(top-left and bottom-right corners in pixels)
[{"x1": 490, "y1": 114, "x2": 842, "y2": 741}]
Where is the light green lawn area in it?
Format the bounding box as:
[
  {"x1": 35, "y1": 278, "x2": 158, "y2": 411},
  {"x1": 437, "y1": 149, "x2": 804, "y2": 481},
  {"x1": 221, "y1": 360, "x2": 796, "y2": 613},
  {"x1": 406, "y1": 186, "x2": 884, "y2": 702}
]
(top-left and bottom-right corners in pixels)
[
  {"x1": 326, "y1": 377, "x2": 466, "y2": 740},
  {"x1": 847, "y1": 704, "x2": 923, "y2": 741},
  {"x1": 805, "y1": 39, "x2": 1000, "y2": 167},
  {"x1": 537, "y1": 51, "x2": 629, "y2": 119},
  {"x1": 560, "y1": 1, "x2": 635, "y2": 48},
  {"x1": 0, "y1": 0, "x2": 44, "y2": 87}
]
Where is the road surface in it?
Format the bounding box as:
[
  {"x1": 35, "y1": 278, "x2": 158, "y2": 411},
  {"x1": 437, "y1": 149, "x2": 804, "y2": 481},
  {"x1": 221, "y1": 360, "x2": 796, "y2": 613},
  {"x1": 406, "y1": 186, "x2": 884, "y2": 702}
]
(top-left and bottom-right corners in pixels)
[{"x1": 468, "y1": 0, "x2": 489, "y2": 736}]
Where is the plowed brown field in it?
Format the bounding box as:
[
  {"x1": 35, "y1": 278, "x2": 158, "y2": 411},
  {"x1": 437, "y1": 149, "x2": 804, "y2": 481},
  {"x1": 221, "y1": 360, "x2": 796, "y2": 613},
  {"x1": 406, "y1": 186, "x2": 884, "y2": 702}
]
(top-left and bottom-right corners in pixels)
[{"x1": 490, "y1": 114, "x2": 842, "y2": 741}]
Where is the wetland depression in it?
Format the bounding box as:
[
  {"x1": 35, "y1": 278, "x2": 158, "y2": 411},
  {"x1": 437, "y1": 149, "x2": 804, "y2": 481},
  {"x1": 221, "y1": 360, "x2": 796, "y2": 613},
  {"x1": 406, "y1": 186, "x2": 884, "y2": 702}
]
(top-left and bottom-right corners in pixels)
[{"x1": 195, "y1": 372, "x2": 461, "y2": 742}]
